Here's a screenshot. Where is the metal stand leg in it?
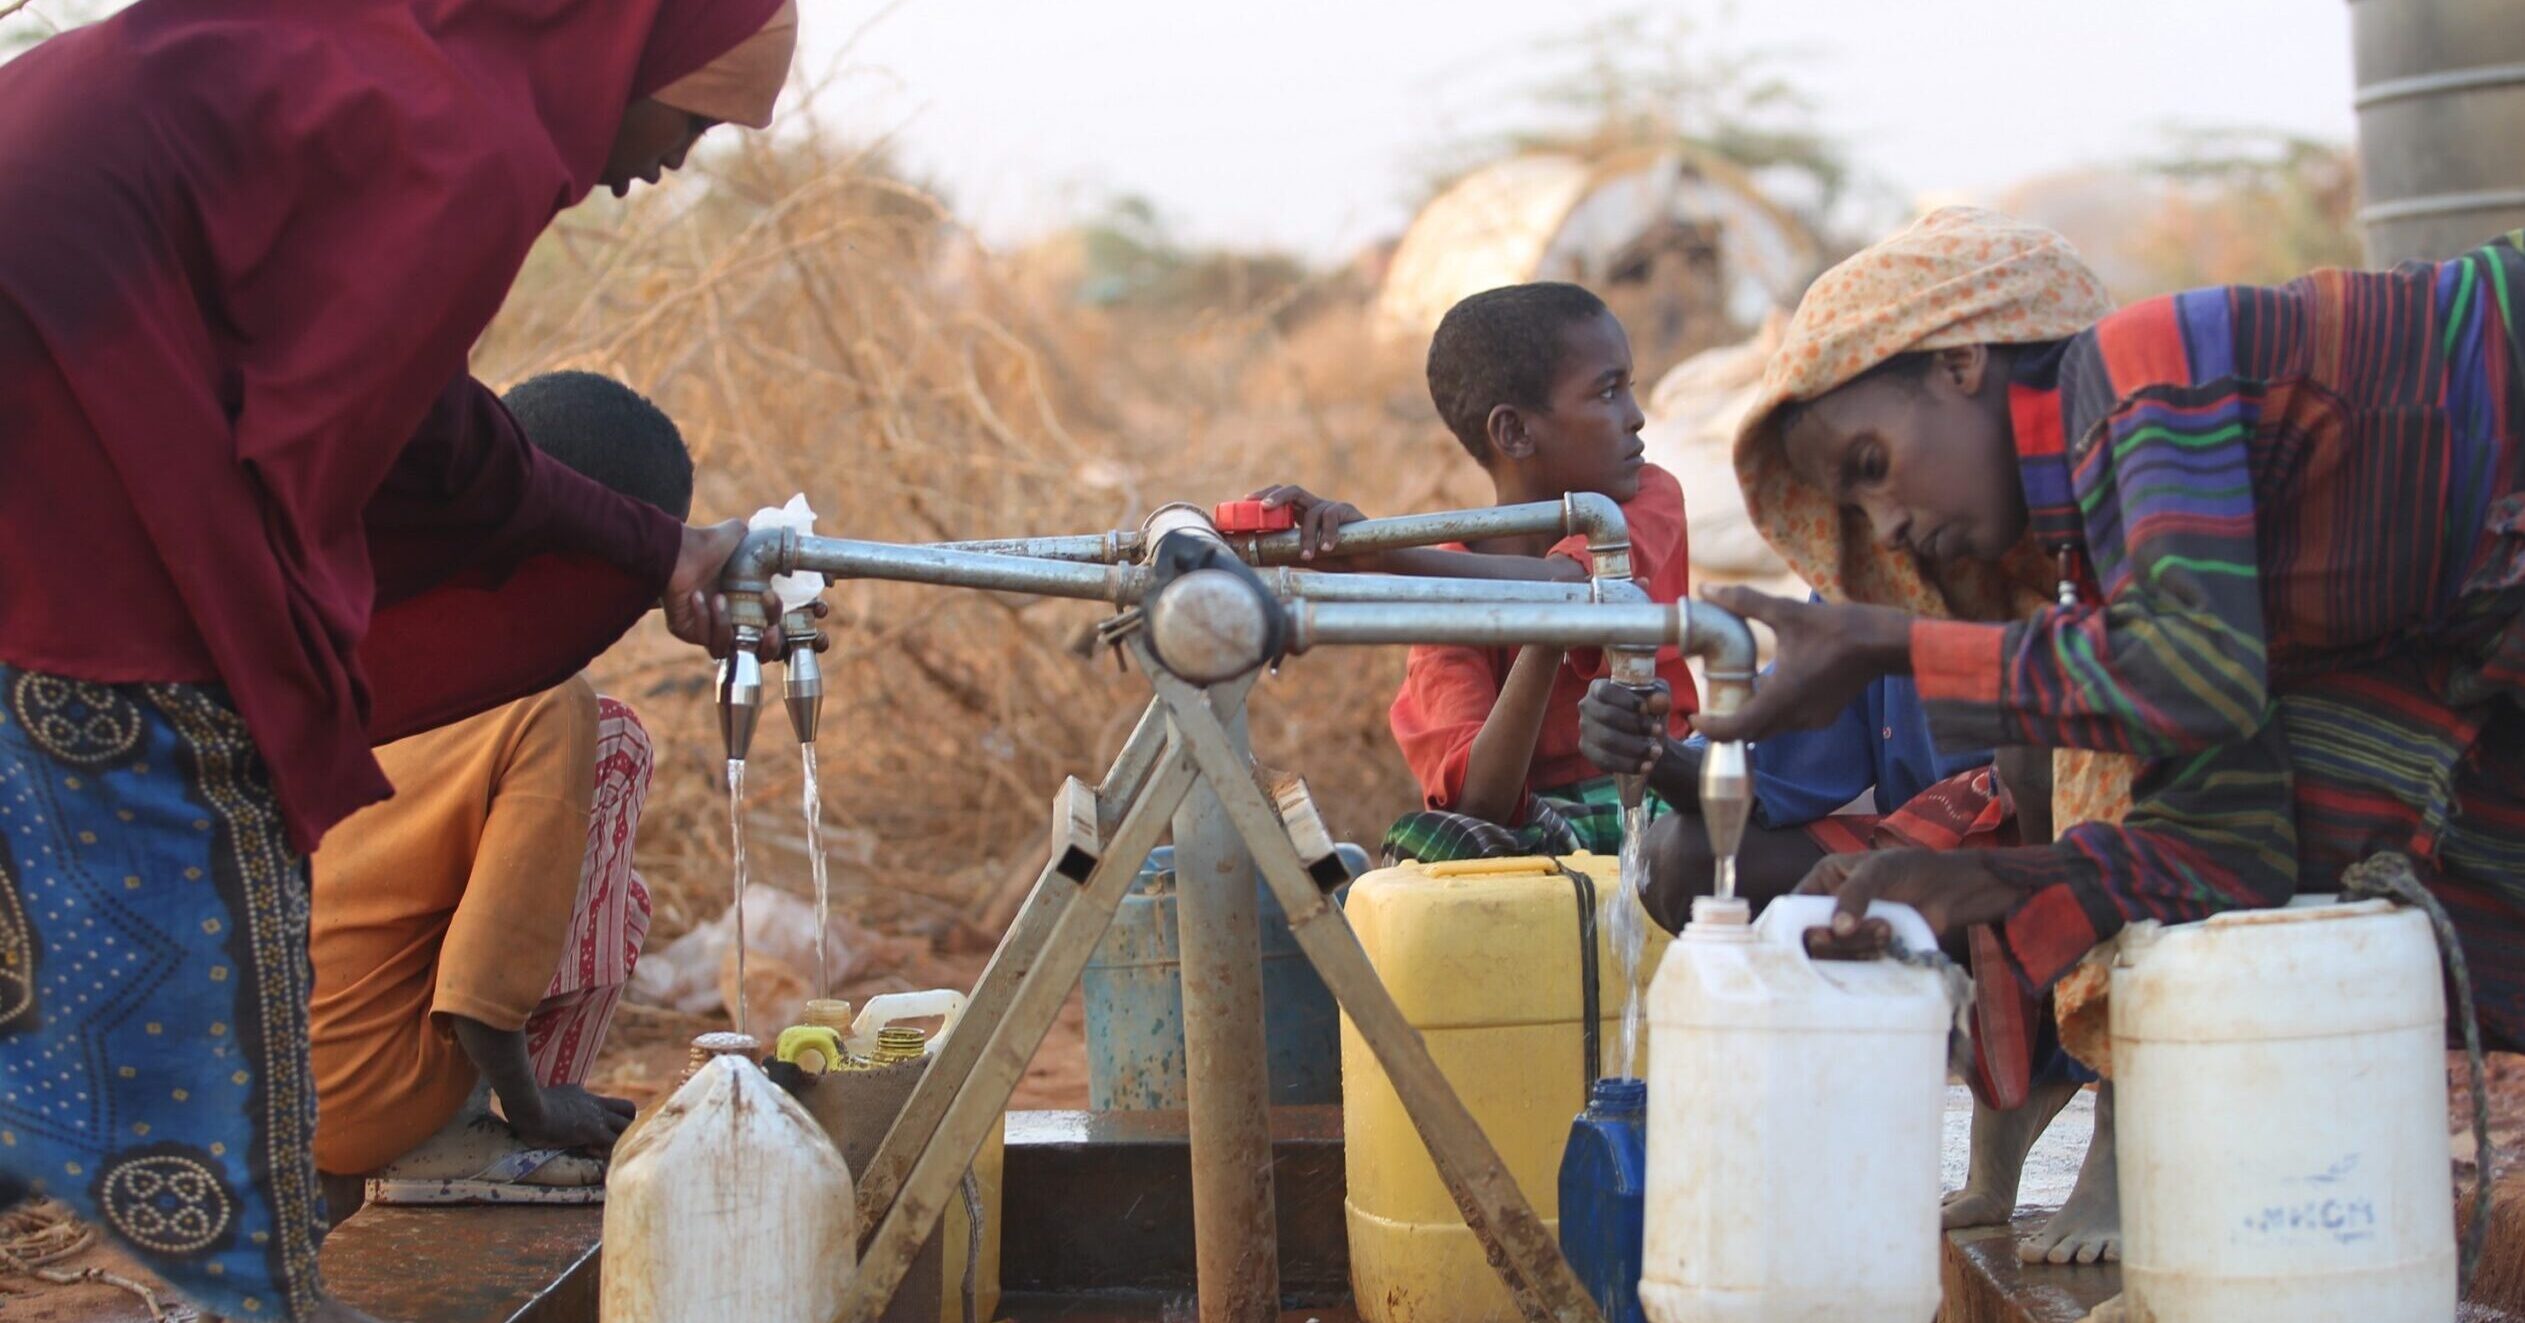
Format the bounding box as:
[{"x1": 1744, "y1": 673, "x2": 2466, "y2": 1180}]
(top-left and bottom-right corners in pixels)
[
  {"x1": 828, "y1": 658, "x2": 1601, "y2": 1323},
  {"x1": 854, "y1": 702, "x2": 1173, "y2": 1234},
  {"x1": 1173, "y1": 697, "x2": 1280, "y2": 1321},
  {"x1": 1147, "y1": 660, "x2": 1605, "y2": 1323},
  {"x1": 837, "y1": 720, "x2": 1211, "y2": 1321}
]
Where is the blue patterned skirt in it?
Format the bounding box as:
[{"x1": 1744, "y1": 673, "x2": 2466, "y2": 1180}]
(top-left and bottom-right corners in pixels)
[{"x1": 0, "y1": 665, "x2": 324, "y2": 1318}]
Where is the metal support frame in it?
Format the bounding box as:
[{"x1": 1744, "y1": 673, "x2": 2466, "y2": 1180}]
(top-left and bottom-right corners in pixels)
[
  {"x1": 1172, "y1": 700, "x2": 1280, "y2": 1317},
  {"x1": 716, "y1": 495, "x2": 1764, "y2": 1323},
  {"x1": 836, "y1": 641, "x2": 1605, "y2": 1323}
]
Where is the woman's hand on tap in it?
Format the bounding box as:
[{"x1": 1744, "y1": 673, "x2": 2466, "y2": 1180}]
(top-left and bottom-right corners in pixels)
[
  {"x1": 664, "y1": 519, "x2": 778, "y2": 657},
  {"x1": 1687, "y1": 587, "x2": 1912, "y2": 743},
  {"x1": 1792, "y1": 849, "x2": 2019, "y2": 959}
]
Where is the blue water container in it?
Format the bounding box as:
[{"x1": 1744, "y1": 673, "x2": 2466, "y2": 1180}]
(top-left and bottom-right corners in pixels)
[
  {"x1": 1559, "y1": 1076, "x2": 1649, "y2": 1323},
  {"x1": 1081, "y1": 844, "x2": 1363, "y2": 1110}
]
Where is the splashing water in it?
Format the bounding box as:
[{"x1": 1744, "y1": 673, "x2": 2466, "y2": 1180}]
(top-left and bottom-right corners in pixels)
[
  {"x1": 1612, "y1": 802, "x2": 1651, "y2": 1080},
  {"x1": 802, "y1": 744, "x2": 832, "y2": 998},
  {"x1": 726, "y1": 758, "x2": 750, "y2": 1037}
]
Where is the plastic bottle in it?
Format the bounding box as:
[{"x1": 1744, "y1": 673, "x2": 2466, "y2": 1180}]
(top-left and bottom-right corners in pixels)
[
  {"x1": 600, "y1": 1055, "x2": 855, "y2": 1323},
  {"x1": 847, "y1": 989, "x2": 966, "y2": 1060},
  {"x1": 617, "y1": 1031, "x2": 762, "y2": 1153},
  {"x1": 1560, "y1": 1077, "x2": 1649, "y2": 1323},
  {"x1": 2113, "y1": 897, "x2": 2453, "y2": 1321},
  {"x1": 1641, "y1": 895, "x2": 1949, "y2": 1323}
]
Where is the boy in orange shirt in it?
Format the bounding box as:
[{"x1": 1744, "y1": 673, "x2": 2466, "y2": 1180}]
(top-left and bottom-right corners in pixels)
[
  {"x1": 1254, "y1": 282, "x2": 1696, "y2": 859},
  {"x1": 308, "y1": 373, "x2": 691, "y2": 1212}
]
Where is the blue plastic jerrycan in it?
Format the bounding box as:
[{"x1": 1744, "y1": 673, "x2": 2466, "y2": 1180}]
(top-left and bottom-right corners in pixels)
[
  {"x1": 1559, "y1": 1076, "x2": 1649, "y2": 1323},
  {"x1": 1081, "y1": 843, "x2": 1365, "y2": 1110}
]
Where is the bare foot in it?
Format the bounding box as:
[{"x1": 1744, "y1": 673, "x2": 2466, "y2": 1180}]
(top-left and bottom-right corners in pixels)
[
  {"x1": 1943, "y1": 1079, "x2": 2080, "y2": 1230},
  {"x1": 2020, "y1": 1083, "x2": 2119, "y2": 1265}
]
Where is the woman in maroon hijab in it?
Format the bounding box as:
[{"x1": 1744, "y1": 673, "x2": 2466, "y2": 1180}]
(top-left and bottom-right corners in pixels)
[{"x1": 0, "y1": 3, "x2": 796, "y2": 1318}]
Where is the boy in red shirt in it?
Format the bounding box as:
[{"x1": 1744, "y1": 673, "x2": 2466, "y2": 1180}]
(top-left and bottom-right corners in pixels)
[{"x1": 1252, "y1": 282, "x2": 1695, "y2": 859}]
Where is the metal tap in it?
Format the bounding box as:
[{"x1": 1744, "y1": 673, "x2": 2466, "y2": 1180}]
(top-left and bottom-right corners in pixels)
[
  {"x1": 1608, "y1": 644, "x2": 1661, "y2": 814},
  {"x1": 1689, "y1": 604, "x2": 1758, "y2": 897},
  {"x1": 780, "y1": 607, "x2": 823, "y2": 745},
  {"x1": 718, "y1": 626, "x2": 765, "y2": 764}
]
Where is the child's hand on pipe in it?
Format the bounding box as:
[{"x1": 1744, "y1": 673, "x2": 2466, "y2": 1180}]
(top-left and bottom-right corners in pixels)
[
  {"x1": 1688, "y1": 586, "x2": 1912, "y2": 743},
  {"x1": 1248, "y1": 484, "x2": 1370, "y2": 565}
]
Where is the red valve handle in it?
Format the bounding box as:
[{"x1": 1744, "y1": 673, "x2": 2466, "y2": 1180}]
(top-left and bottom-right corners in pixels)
[{"x1": 1211, "y1": 500, "x2": 1297, "y2": 534}]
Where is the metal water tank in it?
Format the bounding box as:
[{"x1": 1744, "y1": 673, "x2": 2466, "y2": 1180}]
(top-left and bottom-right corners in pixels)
[{"x1": 2352, "y1": 0, "x2": 2525, "y2": 264}]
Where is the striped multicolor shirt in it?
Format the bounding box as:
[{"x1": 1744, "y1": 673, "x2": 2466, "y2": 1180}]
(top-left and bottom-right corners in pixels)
[{"x1": 1911, "y1": 237, "x2": 2525, "y2": 990}]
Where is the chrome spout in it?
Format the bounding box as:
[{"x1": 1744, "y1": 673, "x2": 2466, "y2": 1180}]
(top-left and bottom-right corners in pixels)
[
  {"x1": 1698, "y1": 740, "x2": 1751, "y2": 893},
  {"x1": 1682, "y1": 598, "x2": 1758, "y2": 898},
  {"x1": 718, "y1": 626, "x2": 765, "y2": 764},
  {"x1": 780, "y1": 608, "x2": 822, "y2": 745}
]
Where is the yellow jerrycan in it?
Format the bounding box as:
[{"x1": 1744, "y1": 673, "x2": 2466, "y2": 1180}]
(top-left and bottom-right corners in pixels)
[{"x1": 1341, "y1": 852, "x2": 1668, "y2": 1323}]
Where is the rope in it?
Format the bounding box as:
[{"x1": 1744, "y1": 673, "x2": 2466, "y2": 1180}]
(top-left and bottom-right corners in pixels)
[
  {"x1": 1550, "y1": 860, "x2": 1603, "y2": 1089},
  {"x1": 0, "y1": 1199, "x2": 193, "y2": 1320},
  {"x1": 2341, "y1": 853, "x2": 2493, "y2": 1295}
]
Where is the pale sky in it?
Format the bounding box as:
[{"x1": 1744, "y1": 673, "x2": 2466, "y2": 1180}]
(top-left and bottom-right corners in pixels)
[{"x1": 802, "y1": 0, "x2": 2359, "y2": 259}]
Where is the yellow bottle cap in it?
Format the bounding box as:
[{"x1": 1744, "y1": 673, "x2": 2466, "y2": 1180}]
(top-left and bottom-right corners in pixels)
[
  {"x1": 874, "y1": 1026, "x2": 928, "y2": 1064},
  {"x1": 775, "y1": 1025, "x2": 848, "y2": 1076}
]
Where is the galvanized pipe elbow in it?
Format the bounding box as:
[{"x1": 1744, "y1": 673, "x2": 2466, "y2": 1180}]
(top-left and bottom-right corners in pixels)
[
  {"x1": 1562, "y1": 491, "x2": 1633, "y2": 582},
  {"x1": 720, "y1": 526, "x2": 797, "y2": 635},
  {"x1": 1682, "y1": 599, "x2": 1757, "y2": 716}
]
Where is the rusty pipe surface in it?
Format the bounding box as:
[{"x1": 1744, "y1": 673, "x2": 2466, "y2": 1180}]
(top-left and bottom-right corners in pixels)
[
  {"x1": 1263, "y1": 567, "x2": 1596, "y2": 604},
  {"x1": 1140, "y1": 500, "x2": 1227, "y2": 553},
  {"x1": 926, "y1": 531, "x2": 1141, "y2": 564},
  {"x1": 1286, "y1": 600, "x2": 1689, "y2": 652},
  {"x1": 1172, "y1": 702, "x2": 1281, "y2": 1321},
  {"x1": 1233, "y1": 495, "x2": 1630, "y2": 570},
  {"x1": 771, "y1": 535, "x2": 1149, "y2": 603},
  {"x1": 730, "y1": 500, "x2": 1635, "y2": 605}
]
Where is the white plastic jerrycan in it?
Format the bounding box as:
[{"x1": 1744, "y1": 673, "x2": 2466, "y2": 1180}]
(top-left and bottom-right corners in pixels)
[
  {"x1": 602, "y1": 1054, "x2": 857, "y2": 1323},
  {"x1": 848, "y1": 988, "x2": 966, "y2": 1060},
  {"x1": 2114, "y1": 897, "x2": 2453, "y2": 1322},
  {"x1": 1641, "y1": 895, "x2": 1952, "y2": 1323}
]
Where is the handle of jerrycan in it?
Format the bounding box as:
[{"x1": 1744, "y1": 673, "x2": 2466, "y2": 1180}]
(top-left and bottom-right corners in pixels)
[
  {"x1": 846, "y1": 989, "x2": 967, "y2": 1058},
  {"x1": 1751, "y1": 894, "x2": 1939, "y2": 961}
]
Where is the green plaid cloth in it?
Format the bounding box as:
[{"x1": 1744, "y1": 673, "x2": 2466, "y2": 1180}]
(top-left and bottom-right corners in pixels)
[{"x1": 1381, "y1": 776, "x2": 1673, "y2": 864}]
